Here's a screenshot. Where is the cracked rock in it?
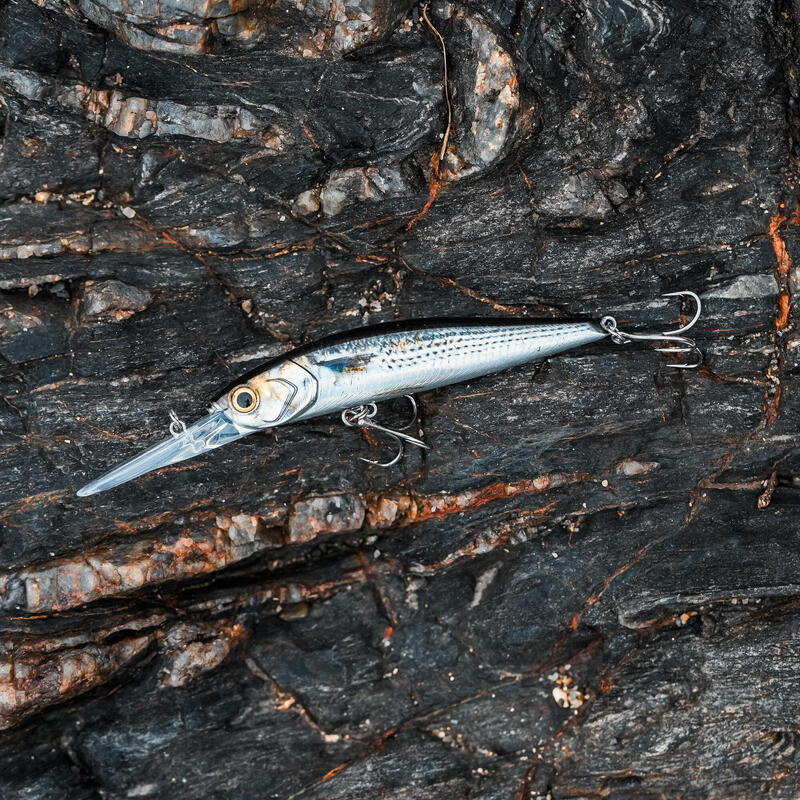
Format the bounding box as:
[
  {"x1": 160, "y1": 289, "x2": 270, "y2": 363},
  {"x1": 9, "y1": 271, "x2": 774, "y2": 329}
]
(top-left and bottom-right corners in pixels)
[
  {"x1": 0, "y1": 65, "x2": 288, "y2": 146},
  {"x1": 296, "y1": 0, "x2": 412, "y2": 55},
  {"x1": 287, "y1": 495, "x2": 367, "y2": 542},
  {"x1": 434, "y1": 2, "x2": 520, "y2": 180},
  {"x1": 319, "y1": 166, "x2": 409, "y2": 216},
  {"x1": 1, "y1": 0, "x2": 799, "y2": 795},
  {"x1": 34, "y1": 0, "x2": 411, "y2": 55},
  {"x1": 0, "y1": 636, "x2": 151, "y2": 730},
  {"x1": 82, "y1": 279, "x2": 152, "y2": 320},
  {"x1": 160, "y1": 622, "x2": 247, "y2": 688}
]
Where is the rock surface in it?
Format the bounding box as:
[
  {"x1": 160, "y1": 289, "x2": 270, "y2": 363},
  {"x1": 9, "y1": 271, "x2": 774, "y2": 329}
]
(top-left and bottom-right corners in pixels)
[{"x1": 1, "y1": 0, "x2": 800, "y2": 797}]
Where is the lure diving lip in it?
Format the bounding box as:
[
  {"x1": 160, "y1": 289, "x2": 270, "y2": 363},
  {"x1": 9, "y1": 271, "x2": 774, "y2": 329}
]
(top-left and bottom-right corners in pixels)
[
  {"x1": 77, "y1": 291, "x2": 702, "y2": 497},
  {"x1": 76, "y1": 410, "x2": 250, "y2": 496}
]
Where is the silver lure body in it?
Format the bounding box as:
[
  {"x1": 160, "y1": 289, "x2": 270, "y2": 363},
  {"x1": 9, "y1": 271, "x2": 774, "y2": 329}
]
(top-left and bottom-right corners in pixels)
[
  {"x1": 76, "y1": 318, "x2": 609, "y2": 496},
  {"x1": 289, "y1": 320, "x2": 608, "y2": 421}
]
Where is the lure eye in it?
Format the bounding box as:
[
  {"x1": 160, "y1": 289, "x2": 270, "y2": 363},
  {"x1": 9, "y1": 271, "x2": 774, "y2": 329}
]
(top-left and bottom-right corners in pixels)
[{"x1": 230, "y1": 385, "x2": 258, "y2": 413}]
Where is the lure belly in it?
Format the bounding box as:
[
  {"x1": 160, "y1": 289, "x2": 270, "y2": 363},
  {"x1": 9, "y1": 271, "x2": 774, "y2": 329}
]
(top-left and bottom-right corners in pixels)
[{"x1": 77, "y1": 293, "x2": 702, "y2": 497}]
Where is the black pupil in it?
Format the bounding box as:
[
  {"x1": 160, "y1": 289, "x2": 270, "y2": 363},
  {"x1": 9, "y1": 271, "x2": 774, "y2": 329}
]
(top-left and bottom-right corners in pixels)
[{"x1": 238, "y1": 390, "x2": 253, "y2": 409}]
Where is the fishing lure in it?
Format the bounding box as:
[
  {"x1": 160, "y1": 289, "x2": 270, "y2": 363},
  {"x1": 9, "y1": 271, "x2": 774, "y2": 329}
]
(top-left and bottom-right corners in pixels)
[{"x1": 77, "y1": 291, "x2": 702, "y2": 496}]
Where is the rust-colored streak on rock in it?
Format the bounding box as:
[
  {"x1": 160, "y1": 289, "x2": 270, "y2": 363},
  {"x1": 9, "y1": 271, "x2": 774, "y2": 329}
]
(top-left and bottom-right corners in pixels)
[
  {"x1": 406, "y1": 151, "x2": 442, "y2": 231},
  {"x1": 16, "y1": 511, "x2": 280, "y2": 613},
  {"x1": 570, "y1": 533, "x2": 672, "y2": 630},
  {"x1": 406, "y1": 472, "x2": 586, "y2": 524},
  {"x1": 776, "y1": 290, "x2": 790, "y2": 330},
  {"x1": 0, "y1": 635, "x2": 151, "y2": 730},
  {"x1": 768, "y1": 212, "x2": 792, "y2": 332},
  {"x1": 322, "y1": 763, "x2": 348, "y2": 782},
  {"x1": 400, "y1": 259, "x2": 530, "y2": 315},
  {"x1": 272, "y1": 568, "x2": 368, "y2": 607},
  {"x1": 769, "y1": 213, "x2": 791, "y2": 276},
  {"x1": 0, "y1": 489, "x2": 74, "y2": 522},
  {"x1": 761, "y1": 210, "x2": 793, "y2": 426},
  {"x1": 411, "y1": 502, "x2": 558, "y2": 575},
  {"x1": 302, "y1": 126, "x2": 319, "y2": 149},
  {"x1": 763, "y1": 379, "x2": 783, "y2": 427},
  {"x1": 757, "y1": 471, "x2": 778, "y2": 510},
  {"x1": 3, "y1": 475, "x2": 584, "y2": 614},
  {"x1": 364, "y1": 474, "x2": 584, "y2": 529}
]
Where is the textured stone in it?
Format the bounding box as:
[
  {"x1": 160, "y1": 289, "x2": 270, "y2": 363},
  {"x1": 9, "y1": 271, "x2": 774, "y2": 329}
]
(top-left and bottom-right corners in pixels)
[
  {"x1": 82, "y1": 279, "x2": 152, "y2": 320},
  {"x1": 1, "y1": 0, "x2": 799, "y2": 796},
  {"x1": 435, "y1": 2, "x2": 520, "y2": 180},
  {"x1": 319, "y1": 166, "x2": 409, "y2": 216}
]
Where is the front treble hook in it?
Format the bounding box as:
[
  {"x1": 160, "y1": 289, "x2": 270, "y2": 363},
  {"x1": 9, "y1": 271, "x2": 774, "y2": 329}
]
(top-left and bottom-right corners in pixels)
[
  {"x1": 341, "y1": 395, "x2": 429, "y2": 467},
  {"x1": 600, "y1": 290, "x2": 703, "y2": 369}
]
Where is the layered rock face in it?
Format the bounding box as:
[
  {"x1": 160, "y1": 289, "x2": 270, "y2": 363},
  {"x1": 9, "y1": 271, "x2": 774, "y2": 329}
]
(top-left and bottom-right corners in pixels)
[{"x1": 2, "y1": 0, "x2": 800, "y2": 797}]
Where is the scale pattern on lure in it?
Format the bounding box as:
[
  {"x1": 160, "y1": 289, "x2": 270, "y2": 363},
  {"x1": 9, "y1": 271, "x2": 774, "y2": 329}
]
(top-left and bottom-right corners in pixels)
[{"x1": 77, "y1": 292, "x2": 702, "y2": 496}]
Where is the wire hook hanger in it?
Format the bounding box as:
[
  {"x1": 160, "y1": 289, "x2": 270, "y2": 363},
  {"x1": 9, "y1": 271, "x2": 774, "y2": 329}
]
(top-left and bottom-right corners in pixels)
[
  {"x1": 341, "y1": 394, "x2": 429, "y2": 467},
  {"x1": 599, "y1": 290, "x2": 703, "y2": 369}
]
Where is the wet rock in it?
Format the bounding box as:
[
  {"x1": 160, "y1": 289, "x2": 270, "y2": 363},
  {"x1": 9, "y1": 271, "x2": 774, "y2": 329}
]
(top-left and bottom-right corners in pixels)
[
  {"x1": 295, "y1": 0, "x2": 412, "y2": 56},
  {"x1": 287, "y1": 494, "x2": 367, "y2": 543},
  {"x1": 160, "y1": 621, "x2": 246, "y2": 687},
  {"x1": 319, "y1": 166, "x2": 409, "y2": 216},
  {"x1": 0, "y1": 635, "x2": 151, "y2": 730},
  {"x1": 1, "y1": 0, "x2": 799, "y2": 795},
  {"x1": 33, "y1": 0, "x2": 410, "y2": 55},
  {"x1": 535, "y1": 172, "x2": 615, "y2": 221},
  {"x1": 0, "y1": 273, "x2": 64, "y2": 291},
  {"x1": 33, "y1": 0, "x2": 232, "y2": 54},
  {"x1": 5, "y1": 514, "x2": 280, "y2": 613},
  {"x1": 82, "y1": 279, "x2": 152, "y2": 320},
  {"x1": 0, "y1": 65, "x2": 288, "y2": 146},
  {"x1": 581, "y1": 0, "x2": 671, "y2": 66},
  {"x1": 0, "y1": 307, "x2": 43, "y2": 336},
  {"x1": 0, "y1": 477, "x2": 592, "y2": 614},
  {"x1": 435, "y1": 2, "x2": 520, "y2": 180}
]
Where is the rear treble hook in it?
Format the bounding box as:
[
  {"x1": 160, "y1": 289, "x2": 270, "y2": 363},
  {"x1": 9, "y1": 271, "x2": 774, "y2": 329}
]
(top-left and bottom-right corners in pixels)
[
  {"x1": 600, "y1": 290, "x2": 703, "y2": 369},
  {"x1": 341, "y1": 394, "x2": 429, "y2": 467}
]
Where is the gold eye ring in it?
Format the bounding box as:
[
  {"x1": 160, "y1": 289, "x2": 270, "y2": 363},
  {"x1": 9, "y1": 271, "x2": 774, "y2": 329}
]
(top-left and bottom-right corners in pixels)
[{"x1": 230, "y1": 385, "x2": 259, "y2": 413}]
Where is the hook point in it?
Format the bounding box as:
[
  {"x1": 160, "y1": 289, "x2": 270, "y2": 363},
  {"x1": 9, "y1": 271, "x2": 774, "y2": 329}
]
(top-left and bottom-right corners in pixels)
[
  {"x1": 604, "y1": 289, "x2": 703, "y2": 368},
  {"x1": 342, "y1": 395, "x2": 428, "y2": 467},
  {"x1": 660, "y1": 290, "x2": 701, "y2": 336}
]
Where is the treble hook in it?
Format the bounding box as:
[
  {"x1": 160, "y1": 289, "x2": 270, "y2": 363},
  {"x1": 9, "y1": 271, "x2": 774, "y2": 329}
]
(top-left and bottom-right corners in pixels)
[
  {"x1": 600, "y1": 290, "x2": 703, "y2": 369},
  {"x1": 341, "y1": 395, "x2": 429, "y2": 467}
]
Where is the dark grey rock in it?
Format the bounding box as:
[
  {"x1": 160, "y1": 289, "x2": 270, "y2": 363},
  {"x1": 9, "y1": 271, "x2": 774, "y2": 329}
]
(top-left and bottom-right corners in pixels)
[
  {"x1": 82, "y1": 280, "x2": 152, "y2": 320},
  {"x1": 1, "y1": 0, "x2": 799, "y2": 796}
]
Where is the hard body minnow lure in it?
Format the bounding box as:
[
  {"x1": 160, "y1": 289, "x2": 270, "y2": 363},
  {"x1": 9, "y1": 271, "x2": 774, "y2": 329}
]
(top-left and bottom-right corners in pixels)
[{"x1": 77, "y1": 291, "x2": 702, "y2": 496}]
